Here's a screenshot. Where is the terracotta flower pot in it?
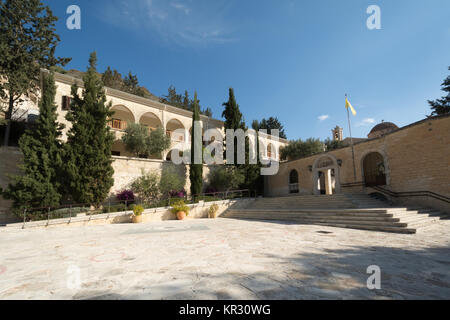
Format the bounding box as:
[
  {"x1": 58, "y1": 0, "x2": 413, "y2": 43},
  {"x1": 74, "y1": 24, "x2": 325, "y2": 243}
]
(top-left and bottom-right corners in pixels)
[
  {"x1": 132, "y1": 215, "x2": 142, "y2": 223},
  {"x1": 176, "y1": 211, "x2": 186, "y2": 220}
]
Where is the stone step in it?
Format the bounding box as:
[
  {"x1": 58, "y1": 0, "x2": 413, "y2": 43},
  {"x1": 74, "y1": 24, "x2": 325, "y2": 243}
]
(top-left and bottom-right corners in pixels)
[
  {"x1": 227, "y1": 213, "x2": 401, "y2": 224},
  {"x1": 228, "y1": 208, "x2": 391, "y2": 214},
  {"x1": 312, "y1": 222, "x2": 416, "y2": 234},
  {"x1": 226, "y1": 213, "x2": 408, "y2": 227},
  {"x1": 227, "y1": 212, "x2": 394, "y2": 219},
  {"x1": 405, "y1": 215, "x2": 444, "y2": 228}
]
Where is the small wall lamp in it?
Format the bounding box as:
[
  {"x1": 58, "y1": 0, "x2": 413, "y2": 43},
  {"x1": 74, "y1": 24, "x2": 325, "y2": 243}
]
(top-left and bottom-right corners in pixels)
[
  {"x1": 308, "y1": 165, "x2": 313, "y2": 172},
  {"x1": 337, "y1": 159, "x2": 343, "y2": 167}
]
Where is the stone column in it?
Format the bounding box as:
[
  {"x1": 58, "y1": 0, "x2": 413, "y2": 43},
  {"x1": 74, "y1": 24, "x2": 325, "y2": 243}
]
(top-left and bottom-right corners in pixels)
[{"x1": 325, "y1": 169, "x2": 333, "y2": 195}]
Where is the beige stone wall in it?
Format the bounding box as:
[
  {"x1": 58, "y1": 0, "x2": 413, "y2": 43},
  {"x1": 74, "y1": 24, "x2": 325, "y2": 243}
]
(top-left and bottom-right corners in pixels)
[
  {"x1": 267, "y1": 115, "x2": 450, "y2": 211},
  {"x1": 110, "y1": 156, "x2": 217, "y2": 195}
]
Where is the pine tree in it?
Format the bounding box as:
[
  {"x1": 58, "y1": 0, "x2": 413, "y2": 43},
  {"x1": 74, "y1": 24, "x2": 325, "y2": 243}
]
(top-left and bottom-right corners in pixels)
[
  {"x1": 183, "y1": 90, "x2": 191, "y2": 111},
  {"x1": 428, "y1": 66, "x2": 450, "y2": 116},
  {"x1": 0, "y1": 0, "x2": 70, "y2": 146},
  {"x1": 102, "y1": 66, "x2": 123, "y2": 90},
  {"x1": 189, "y1": 92, "x2": 203, "y2": 198},
  {"x1": 1, "y1": 72, "x2": 64, "y2": 212},
  {"x1": 256, "y1": 117, "x2": 287, "y2": 139},
  {"x1": 64, "y1": 52, "x2": 115, "y2": 207}
]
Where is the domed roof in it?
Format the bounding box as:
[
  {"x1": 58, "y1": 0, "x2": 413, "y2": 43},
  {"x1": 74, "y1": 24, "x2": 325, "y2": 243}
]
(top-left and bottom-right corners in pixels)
[{"x1": 369, "y1": 121, "x2": 398, "y2": 135}]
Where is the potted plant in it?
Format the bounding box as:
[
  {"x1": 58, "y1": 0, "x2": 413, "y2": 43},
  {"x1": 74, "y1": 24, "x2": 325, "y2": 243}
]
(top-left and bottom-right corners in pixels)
[
  {"x1": 131, "y1": 204, "x2": 144, "y2": 223},
  {"x1": 208, "y1": 203, "x2": 219, "y2": 219},
  {"x1": 170, "y1": 200, "x2": 190, "y2": 220}
]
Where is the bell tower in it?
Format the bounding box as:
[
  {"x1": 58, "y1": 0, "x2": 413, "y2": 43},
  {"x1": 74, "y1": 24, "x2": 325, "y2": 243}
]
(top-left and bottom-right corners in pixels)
[{"x1": 331, "y1": 126, "x2": 343, "y2": 141}]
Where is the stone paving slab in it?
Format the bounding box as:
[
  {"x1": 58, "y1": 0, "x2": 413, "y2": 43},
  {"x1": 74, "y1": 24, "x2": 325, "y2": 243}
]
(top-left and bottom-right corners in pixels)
[{"x1": 0, "y1": 218, "x2": 449, "y2": 299}]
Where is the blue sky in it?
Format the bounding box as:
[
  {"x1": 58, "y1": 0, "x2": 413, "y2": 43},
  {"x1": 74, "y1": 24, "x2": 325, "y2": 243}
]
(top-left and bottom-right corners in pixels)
[{"x1": 45, "y1": 0, "x2": 450, "y2": 140}]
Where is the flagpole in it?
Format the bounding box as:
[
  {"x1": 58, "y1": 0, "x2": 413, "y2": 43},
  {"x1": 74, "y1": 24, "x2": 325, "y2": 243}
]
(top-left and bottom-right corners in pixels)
[{"x1": 346, "y1": 94, "x2": 357, "y2": 181}]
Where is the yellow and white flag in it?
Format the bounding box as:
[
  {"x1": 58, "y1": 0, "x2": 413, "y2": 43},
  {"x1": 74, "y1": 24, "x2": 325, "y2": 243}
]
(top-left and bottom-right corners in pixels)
[{"x1": 345, "y1": 97, "x2": 357, "y2": 116}]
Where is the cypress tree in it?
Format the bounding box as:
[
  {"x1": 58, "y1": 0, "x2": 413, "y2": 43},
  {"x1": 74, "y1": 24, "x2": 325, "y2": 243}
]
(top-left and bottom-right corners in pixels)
[
  {"x1": 1, "y1": 72, "x2": 64, "y2": 212},
  {"x1": 189, "y1": 92, "x2": 203, "y2": 198},
  {"x1": 222, "y1": 88, "x2": 245, "y2": 165},
  {"x1": 222, "y1": 88, "x2": 243, "y2": 131},
  {"x1": 221, "y1": 88, "x2": 262, "y2": 194},
  {"x1": 64, "y1": 52, "x2": 115, "y2": 207}
]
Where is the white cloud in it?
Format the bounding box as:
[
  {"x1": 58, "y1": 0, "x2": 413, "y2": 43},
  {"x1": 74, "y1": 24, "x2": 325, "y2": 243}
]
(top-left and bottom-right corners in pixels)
[
  {"x1": 101, "y1": 0, "x2": 237, "y2": 46},
  {"x1": 356, "y1": 118, "x2": 376, "y2": 127},
  {"x1": 171, "y1": 2, "x2": 191, "y2": 15},
  {"x1": 318, "y1": 115, "x2": 329, "y2": 121}
]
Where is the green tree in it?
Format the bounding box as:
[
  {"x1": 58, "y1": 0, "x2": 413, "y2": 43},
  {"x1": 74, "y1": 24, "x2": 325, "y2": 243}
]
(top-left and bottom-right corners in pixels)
[
  {"x1": 161, "y1": 86, "x2": 212, "y2": 116},
  {"x1": 189, "y1": 92, "x2": 203, "y2": 197},
  {"x1": 148, "y1": 127, "x2": 171, "y2": 158},
  {"x1": 121, "y1": 124, "x2": 170, "y2": 158},
  {"x1": 0, "y1": 0, "x2": 70, "y2": 146},
  {"x1": 222, "y1": 88, "x2": 243, "y2": 131},
  {"x1": 208, "y1": 166, "x2": 245, "y2": 192},
  {"x1": 428, "y1": 66, "x2": 450, "y2": 116},
  {"x1": 222, "y1": 88, "x2": 244, "y2": 165},
  {"x1": 64, "y1": 52, "x2": 115, "y2": 207},
  {"x1": 101, "y1": 66, "x2": 123, "y2": 90},
  {"x1": 162, "y1": 85, "x2": 183, "y2": 108},
  {"x1": 280, "y1": 138, "x2": 325, "y2": 161},
  {"x1": 0, "y1": 73, "x2": 64, "y2": 214},
  {"x1": 324, "y1": 137, "x2": 344, "y2": 151},
  {"x1": 123, "y1": 71, "x2": 145, "y2": 96},
  {"x1": 254, "y1": 117, "x2": 287, "y2": 139},
  {"x1": 121, "y1": 123, "x2": 149, "y2": 157},
  {"x1": 183, "y1": 90, "x2": 191, "y2": 111}
]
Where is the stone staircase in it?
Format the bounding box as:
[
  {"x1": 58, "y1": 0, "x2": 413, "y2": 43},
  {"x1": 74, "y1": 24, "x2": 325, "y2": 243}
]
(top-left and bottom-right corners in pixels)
[{"x1": 223, "y1": 193, "x2": 449, "y2": 234}]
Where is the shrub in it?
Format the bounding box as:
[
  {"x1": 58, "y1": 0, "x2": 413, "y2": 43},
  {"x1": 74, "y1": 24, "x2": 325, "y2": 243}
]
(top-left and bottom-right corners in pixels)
[
  {"x1": 169, "y1": 189, "x2": 186, "y2": 199},
  {"x1": 204, "y1": 186, "x2": 218, "y2": 194},
  {"x1": 160, "y1": 166, "x2": 185, "y2": 196},
  {"x1": 208, "y1": 166, "x2": 245, "y2": 192},
  {"x1": 196, "y1": 195, "x2": 221, "y2": 202},
  {"x1": 208, "y1": 203, "x2": 219, "y2": 218},
  {"x1": 170, "y1": 200, "x2": 190, "y2": 215},
  {"x1": 116, "y1": 190, "x2": 135, "y2": 203},
  {"x1": 102, "y1": 203, "x2": 127, "y2": 213},
  {"x1": 132, "y1": 205, "x2": 144, "y2": 216},
  {"x1": 131, "y1": 170, "x2": 160, "y2": 204}
]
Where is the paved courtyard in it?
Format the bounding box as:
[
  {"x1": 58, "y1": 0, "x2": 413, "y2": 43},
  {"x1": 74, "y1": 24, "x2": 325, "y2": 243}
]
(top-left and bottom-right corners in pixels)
[{"x1": 0, "y1": 218, "x2": 449, "y2": 299}]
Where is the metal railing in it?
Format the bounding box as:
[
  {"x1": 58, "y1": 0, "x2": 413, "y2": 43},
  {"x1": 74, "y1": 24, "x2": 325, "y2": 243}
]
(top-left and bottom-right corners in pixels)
[
  {"x1": 371, "y1": 185, "x2": 450, "y2": 204},
  {"x1": 16, "y1": 189, "x2": 255, "y2": 229}
]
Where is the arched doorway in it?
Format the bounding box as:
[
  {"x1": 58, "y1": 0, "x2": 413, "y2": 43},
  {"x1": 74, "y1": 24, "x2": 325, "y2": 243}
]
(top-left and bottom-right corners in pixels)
[
  {"x1": 312, "y1": 155, "x2": 340, "y2": 195},
  {"x1": 363, "y1": 152, "x2": 387, "y2": 187},
  {"x1": 289, "y1": 170, "x2": 299, "y2": 193}
]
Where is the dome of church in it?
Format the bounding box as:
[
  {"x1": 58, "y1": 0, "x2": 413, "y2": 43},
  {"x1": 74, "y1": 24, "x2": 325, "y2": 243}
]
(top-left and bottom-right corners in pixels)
[{"x1": 368, "y1": 121, "x2": 399, "y2": 139}]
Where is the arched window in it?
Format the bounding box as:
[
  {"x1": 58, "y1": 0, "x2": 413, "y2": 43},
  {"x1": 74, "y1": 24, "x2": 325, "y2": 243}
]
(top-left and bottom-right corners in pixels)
[{"x1": 289, "y1": 170, "x2": 299, "y2": 193}]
